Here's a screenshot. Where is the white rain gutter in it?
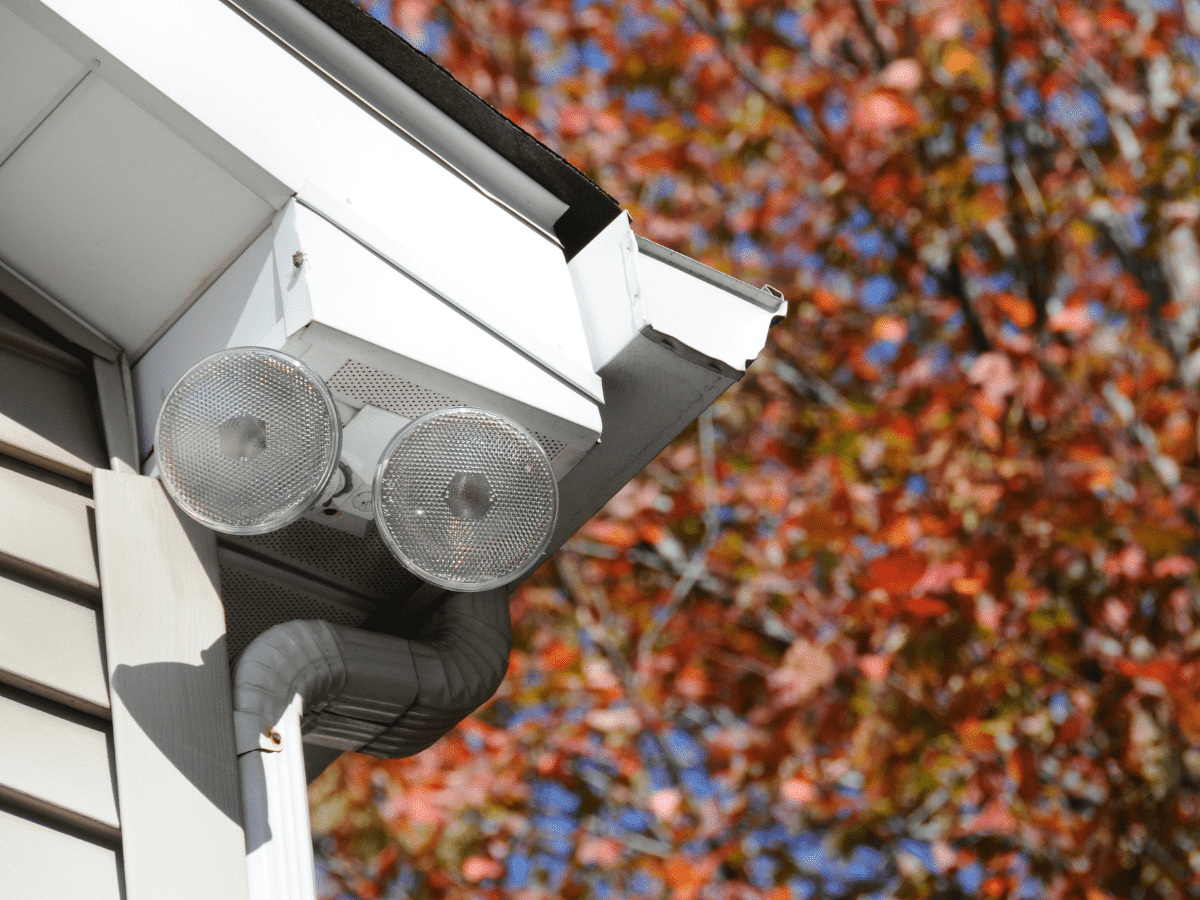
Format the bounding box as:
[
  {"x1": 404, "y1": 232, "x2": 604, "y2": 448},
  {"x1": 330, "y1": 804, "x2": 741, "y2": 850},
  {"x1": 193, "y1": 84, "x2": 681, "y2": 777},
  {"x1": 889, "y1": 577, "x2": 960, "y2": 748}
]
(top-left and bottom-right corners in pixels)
[{"x1": 223, "y1": 0, "x2": 569, "y2": 236}]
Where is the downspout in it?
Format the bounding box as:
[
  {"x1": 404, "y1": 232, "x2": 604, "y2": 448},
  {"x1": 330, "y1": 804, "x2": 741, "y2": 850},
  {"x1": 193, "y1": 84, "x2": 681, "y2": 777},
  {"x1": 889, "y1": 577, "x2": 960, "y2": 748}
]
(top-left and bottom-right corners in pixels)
[{"x1": 232, "y1": 589, "x2": 511, "y2": 899}]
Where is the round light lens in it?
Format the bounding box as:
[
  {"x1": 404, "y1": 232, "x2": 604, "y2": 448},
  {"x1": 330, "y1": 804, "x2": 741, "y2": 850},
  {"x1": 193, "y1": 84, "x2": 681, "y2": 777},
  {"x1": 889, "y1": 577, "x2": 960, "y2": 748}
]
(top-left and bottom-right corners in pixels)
[
  {"x1": 155, "y1": 347, "x2": 342, "y2": 535},
  {"x1": 374, "y1": 407, "x2": 558, "y2": 591}
]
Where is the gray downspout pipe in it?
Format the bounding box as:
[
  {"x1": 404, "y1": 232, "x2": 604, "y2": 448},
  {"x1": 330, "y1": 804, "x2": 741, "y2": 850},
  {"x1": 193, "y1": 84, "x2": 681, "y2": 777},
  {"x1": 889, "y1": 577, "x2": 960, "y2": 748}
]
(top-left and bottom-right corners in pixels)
[{"x1": 232, "y1": 587, "x2": 511, "y2": 780}]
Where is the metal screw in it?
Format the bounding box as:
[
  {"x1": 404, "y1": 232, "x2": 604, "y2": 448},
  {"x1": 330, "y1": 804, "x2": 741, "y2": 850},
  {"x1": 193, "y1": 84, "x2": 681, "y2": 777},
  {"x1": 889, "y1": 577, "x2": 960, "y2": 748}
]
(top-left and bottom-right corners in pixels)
[{"x1": 268, "y1": 730, "x2": 282, "y2": 745}]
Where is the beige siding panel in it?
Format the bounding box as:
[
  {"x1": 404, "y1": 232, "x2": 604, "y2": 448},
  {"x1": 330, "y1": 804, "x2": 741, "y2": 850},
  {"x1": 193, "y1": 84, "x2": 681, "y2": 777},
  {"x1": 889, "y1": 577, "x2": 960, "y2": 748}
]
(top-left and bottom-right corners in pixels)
[
  {"x1": 95, "y1": 471, "x2": 250, "y2": 900},
  {"x1": 0, "y1": 807, "x2": 124, "y2": 900},
  {"x1": 0, "y1": 462, "x2": 98, "y2": 595},
  {"x1": 0, "y1": 344, "x2": 104, "y2": 482},
  {"x1": 0, "y1": 571, "x2": 108, "y2": 716},
  {"x1": 0, "y1": 686, "x2": 119, "y2": 835}
]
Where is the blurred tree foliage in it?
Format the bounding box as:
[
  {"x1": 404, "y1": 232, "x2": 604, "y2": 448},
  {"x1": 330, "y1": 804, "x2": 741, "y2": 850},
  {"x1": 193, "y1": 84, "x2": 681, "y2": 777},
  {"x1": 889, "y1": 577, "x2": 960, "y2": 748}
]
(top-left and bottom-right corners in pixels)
[{"x1": 314, "y1": 0, "x2": 1200, "y2": 897}]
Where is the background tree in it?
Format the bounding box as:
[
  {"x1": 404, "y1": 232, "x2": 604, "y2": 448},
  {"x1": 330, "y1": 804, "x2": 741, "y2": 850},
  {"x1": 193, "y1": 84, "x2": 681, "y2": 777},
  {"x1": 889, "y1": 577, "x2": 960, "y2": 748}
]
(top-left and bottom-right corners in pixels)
[{"x1": 311, "y1": 1, "x2": 1200, "y2": 897}]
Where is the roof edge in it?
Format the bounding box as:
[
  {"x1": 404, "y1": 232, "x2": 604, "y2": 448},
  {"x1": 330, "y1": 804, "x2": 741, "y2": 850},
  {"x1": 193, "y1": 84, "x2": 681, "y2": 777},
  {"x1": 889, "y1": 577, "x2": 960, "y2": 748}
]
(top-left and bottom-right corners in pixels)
[{"x1": 248, "y1": 0, "x2": 622, "y2": 259}]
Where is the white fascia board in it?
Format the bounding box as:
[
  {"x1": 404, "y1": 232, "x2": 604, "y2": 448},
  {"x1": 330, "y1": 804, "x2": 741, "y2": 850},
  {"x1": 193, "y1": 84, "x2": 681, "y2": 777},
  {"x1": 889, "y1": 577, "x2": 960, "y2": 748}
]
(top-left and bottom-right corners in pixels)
[
  {"x1": 0, "y1": 2, "x2": 84, "y2": 164},
  {"x1": 297, "y1": 185, "x2": 602, "y2": 403},
  {"x1": 5, "y1": 0, "x2": 595, "y2": 386},
  {"x1": 3, "y1": 0, "x2": 290, "y2": 209}
]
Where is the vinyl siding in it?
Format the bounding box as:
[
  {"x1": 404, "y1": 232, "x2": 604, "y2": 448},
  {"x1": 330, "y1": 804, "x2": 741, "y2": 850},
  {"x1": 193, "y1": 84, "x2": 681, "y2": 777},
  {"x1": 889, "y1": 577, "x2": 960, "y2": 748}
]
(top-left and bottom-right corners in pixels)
[{"x1": 0, "y1": 302, "x2": 124, "y2": 898}]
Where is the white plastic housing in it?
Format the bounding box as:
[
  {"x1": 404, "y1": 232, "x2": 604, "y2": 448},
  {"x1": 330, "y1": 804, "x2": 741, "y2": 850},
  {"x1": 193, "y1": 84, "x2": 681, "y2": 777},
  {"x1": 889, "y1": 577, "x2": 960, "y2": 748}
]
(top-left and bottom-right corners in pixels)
[{"x1": 134, "y1": 199, "x2": 603, "y2": 530}]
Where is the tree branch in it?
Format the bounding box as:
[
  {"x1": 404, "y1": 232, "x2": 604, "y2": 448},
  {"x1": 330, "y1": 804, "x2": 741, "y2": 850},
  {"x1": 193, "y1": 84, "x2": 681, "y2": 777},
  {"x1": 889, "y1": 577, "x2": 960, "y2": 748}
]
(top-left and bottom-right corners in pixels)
[
  {"x1": 634, "y1": 409, "x2": 721, "y2": 670},
  {"x1": 987, "y1": 0, "x2": 1051, "y2": 328},
  {"x1": 850, "y1": 0, "x2": 889, "y2": 71},
  {"x1": 675, "y1": 0, "x2": 991, "y2": 352},
  {"x1": 942, "y1": 257, "x2": 993, "y2": 353}
]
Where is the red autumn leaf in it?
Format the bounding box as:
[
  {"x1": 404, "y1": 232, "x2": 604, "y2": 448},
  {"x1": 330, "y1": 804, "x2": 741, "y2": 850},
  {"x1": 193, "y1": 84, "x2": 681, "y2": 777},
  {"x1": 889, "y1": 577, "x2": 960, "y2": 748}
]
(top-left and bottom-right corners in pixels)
[
  {"x1": 905, "y1": 595, "x2": 951, "y2": 617},
  {"x1": 664, "y1": 856, "x2": 718, "y2": 900},
  {"x1": 857, "y1": 653, "x2": 891, "y2": 681},
  {"x1": 1152, "y1": 554, "x2": 1196, "y2": 578},
  {"x1": 316, "y1": 5, "x2": 1200, "y2": 898},
  {"x1": 584, "y1": 519, "x2": 639, "y2": 548},
  {"x1": 865, "y1": 550, "x2": 927, "y2": 594},
  {"x1": 964, "y1": 800, "x2": 1019, "y2": 835},
  {"x1": 538, "y1": 639, "x2": 577, "y2": 671},
  {"x1": 852, "y1": 91, "x2": 921, "y2": 133},
  {"x1": 1116, "y1": 658, "x2": 1178, "y2": 685}
]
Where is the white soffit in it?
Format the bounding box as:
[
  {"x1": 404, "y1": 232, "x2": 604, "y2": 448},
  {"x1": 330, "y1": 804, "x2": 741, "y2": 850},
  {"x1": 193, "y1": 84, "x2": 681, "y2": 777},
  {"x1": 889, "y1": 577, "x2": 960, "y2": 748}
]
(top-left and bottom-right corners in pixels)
[
  {"x1": 8, "y1": 0, "x2": 592, "y2": 378},
  {"x1": 0, "y1": 3, "x2": 83, "y2": 161},
  {"x1": 0, "y1": 74, "x2": 272, "y2": 351}
]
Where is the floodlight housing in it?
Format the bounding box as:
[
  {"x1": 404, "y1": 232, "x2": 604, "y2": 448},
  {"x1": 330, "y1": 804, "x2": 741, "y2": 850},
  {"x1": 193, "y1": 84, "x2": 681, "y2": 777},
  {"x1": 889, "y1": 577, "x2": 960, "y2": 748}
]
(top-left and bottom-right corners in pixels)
[{"x1": 155, "y1": 347, "x2": 342, "y2": 535}]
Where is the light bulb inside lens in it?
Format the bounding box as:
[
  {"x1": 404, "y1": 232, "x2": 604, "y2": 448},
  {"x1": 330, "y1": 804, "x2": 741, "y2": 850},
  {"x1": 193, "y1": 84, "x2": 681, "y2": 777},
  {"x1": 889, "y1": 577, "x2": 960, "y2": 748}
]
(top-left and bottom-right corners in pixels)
[
  {"x1": 219, "y1": 414, "x2": 267, "y2": 461},
  {"x1": 446, "y1": 472, "x2": 493, "y2": 520}
]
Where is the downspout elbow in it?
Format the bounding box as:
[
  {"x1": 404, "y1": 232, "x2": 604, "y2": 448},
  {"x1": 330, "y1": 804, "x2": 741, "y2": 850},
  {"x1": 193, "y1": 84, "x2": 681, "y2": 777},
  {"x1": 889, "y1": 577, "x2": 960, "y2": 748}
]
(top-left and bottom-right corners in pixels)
[{"x1": 232, "y1": 588, "x2": 511, "y2": 768}]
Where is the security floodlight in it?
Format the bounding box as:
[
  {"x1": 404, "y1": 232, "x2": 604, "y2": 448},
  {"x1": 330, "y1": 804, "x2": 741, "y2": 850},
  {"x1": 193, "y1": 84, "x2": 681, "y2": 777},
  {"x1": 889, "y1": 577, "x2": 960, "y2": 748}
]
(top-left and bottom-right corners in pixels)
[
  {"x1": 373, "y1": 407, "x2": 558, "y2": 591},
  {"x1": 155, "y1": 347, "x2": 342, "y2": 535}
]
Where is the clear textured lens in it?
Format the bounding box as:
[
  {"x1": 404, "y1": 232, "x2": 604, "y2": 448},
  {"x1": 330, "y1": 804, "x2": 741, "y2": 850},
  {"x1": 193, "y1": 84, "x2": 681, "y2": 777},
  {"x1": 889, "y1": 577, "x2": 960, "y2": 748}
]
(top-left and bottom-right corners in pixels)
[
  {"x1": 374, "y1": 408, "x2": 558, "y2": 591},
  {"x1": 155, "y1": 347, "x2": 342, "y2": 535}
]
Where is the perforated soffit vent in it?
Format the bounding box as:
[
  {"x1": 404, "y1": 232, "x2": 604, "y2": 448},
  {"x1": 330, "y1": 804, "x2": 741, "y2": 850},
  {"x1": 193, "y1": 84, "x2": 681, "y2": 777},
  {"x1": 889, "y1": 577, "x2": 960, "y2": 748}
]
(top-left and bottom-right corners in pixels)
[
  {"x1": 220, "y1": 563, "x2": 372, "y2": 660},
  {"x1": 326, "y1": 359, "x2": 567, "y2": 460}
]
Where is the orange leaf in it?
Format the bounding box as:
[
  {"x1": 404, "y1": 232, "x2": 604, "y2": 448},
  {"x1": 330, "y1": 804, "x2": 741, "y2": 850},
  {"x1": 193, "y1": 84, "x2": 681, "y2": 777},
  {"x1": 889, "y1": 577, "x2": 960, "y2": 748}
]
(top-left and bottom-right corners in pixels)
[
  {"x1": 957, "y1": 718, "x2": 995, "y2": 753},
  {"x1": 1116, "y1": 658, "x2": 1178, "y2": 685},
  {"x1": 780, "y1": 777, "x2": 817, "y2": 804},
  {"x1": 812, "y1": 286, "x2": 843, "y2": 313},
  {"x1": 1174, "y1": 693, "x2": 1200, "y2": 744},
  {"x1": 858, "y1": 653, "x2": 891, "y2": 682},
  {"x1": 1097, "y1": 8, "x2": 1136, "y2": 30},
  {"x1": 942, "y1": 46, "x2": 979, "y2": 76},
  {"x1": 1153, "y1": 555, "x2": 1196, "y2": 578},
  {"x1": 539, "y1": 640, "x2": 577, "y2": 671},
  {"x1": 995, "y1": 292, "x2": 1035, "y2": 328},
  {"x1": 866, "y1": 550, "x2": 927, "y2": 594},
  {"x1": 873, "y1": 315, "x2": 908, "y2": 342},
  {"x1": 664, "y1": 856, "x2": 717, "y2": 900},
  {"x1": 585, "y1": 519, "x2": 638, "y2": 548},
  {"x1": 952, "y1": 575, "x2": 986, "y2": 595},
  {"x1": 906, "y1": 595, "x2": 951, "y2": 617}
]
